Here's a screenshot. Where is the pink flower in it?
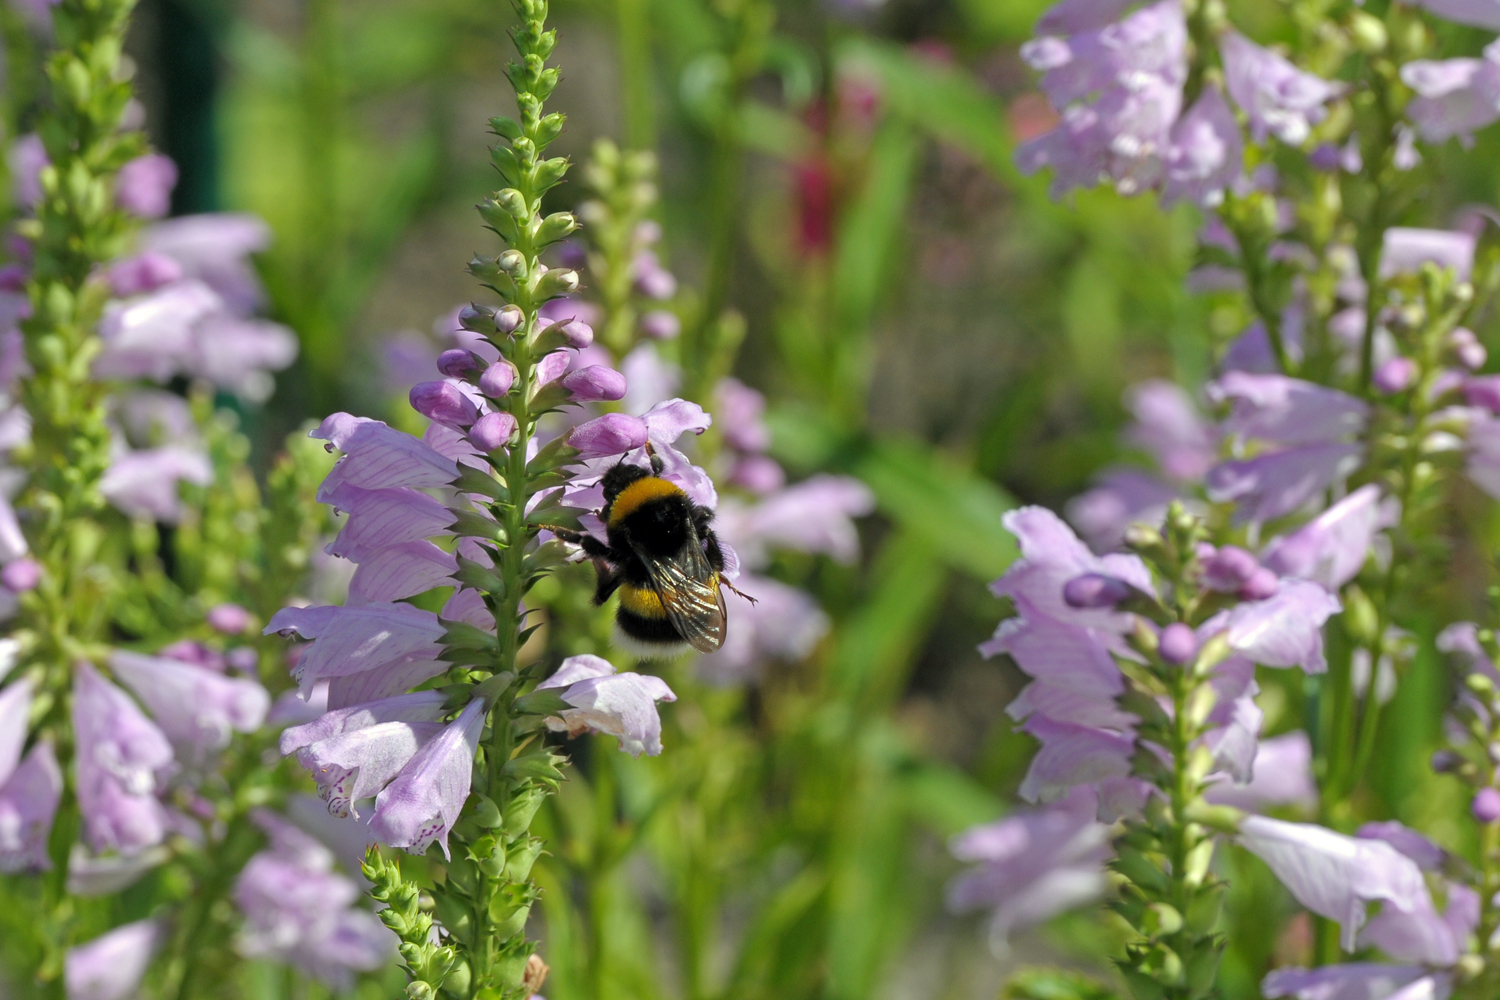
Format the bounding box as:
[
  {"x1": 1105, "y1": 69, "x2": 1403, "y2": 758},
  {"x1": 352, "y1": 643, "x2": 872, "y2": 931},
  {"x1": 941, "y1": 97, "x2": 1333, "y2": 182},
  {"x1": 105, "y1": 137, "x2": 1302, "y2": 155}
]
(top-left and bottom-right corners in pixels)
[
  {"x1": 369, "y1": 699, "x2": 487, "y2": 857},
  {"x1": 64, "y1": 920, "x2": 163, "y2": 1000},
  {"x1": 72, "y1": 664, "x2": 175, "y2": 855},
  {"x1": 537, "y1": 655, "x2": 678, "y2": 757},
  {"x1": 109, "y1": 650, "x2": 269, "y2": 756}
]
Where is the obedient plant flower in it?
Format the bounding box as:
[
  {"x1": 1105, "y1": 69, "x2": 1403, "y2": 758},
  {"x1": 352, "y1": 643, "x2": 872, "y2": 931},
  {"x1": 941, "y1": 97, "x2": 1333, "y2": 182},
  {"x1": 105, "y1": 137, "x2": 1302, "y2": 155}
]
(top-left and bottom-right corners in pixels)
[
  {"x1": 0, "y1": 739, "x2": 61, "y2": 872},
  {"x1": 368, "y1": 698, "x2": 486, "y2": 857},
  {"x1": 1401, "y1": 45, "x2": 1500, "y2": 145},
  {"x1": 1410, "y1": 0, "x2": 1500, "y2": 29},
  {"x1": 1220, "y1": 31, "x2": 1343, "y2": 145},
  {"x1": 266, "y1": 602, "x2": 449, "y2": 708},
  {"x1": 64, "y1": 919, "x2": 163, "y2": 1000},
  {"x1": 279, "y1": 691, "x2": 448, "y2": 817},
  {"x1": 109, "y1": 650, "x2": 269, "y2": 758},
  {"x1": 536, "y1": 655, "x2": 677, "y2": 756},
  {"x1": 1162, "y1": 85, "x2": 1243, "y2": 208},
  {"x1": 234, "y1": 810, "x2": 393, "y2": 987},
  {"x1": 114, "y1": 154, "x2": 177, "y2": 219},
  {"x1": 1380, "y1": 227, "x2": 1477, "y2": 281},
  {"x1": 946, "y1": 785, "x2": 1113, "y2": 948},
  {"x1": 72, "y1": 663, "x2": 175, "y2": 855},
  {"x1": 1261, "y1": 485, "x2": 1395, "y2": 591}
]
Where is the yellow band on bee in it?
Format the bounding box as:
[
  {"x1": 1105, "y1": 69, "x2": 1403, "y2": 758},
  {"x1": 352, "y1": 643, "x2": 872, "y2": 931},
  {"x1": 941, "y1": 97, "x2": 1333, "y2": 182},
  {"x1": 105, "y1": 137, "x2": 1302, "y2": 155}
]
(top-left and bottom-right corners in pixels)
[
  {"x1": 618, "y1": 583, "x2": 668, "y2": 618},
  {"x1": 607, "y1": 476, "x2": 685, "y2": 527}
]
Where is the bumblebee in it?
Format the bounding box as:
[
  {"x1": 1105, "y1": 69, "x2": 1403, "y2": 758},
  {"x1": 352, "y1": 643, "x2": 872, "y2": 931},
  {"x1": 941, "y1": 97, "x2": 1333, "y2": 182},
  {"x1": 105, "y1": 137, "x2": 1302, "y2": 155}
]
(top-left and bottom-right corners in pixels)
[{"x1": 560, "y1": 455, "x2": 737, "y2": 656}]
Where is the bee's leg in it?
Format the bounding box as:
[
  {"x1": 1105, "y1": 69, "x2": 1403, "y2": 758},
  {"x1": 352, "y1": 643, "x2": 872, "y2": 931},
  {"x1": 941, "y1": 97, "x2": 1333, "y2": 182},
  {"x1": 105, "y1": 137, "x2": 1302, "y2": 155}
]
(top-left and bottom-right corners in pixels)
[
  {"x1": 552, "y1": 526, "x2": 613, "y2": 561},
  {"x1": 644, "y1": 440, "x2": 664, "y2": 475},
  {"x1": 720, "y1": 577, "x2": 758, "y2": 605},
  {"x1": 593, "y1": 561, "x2": 624, "y2": 605}
]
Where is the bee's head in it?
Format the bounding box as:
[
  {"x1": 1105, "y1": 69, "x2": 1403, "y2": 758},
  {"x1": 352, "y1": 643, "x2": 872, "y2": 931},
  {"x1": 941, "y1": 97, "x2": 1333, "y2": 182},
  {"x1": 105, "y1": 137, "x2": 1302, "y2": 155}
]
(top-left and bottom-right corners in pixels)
[{"x1": 601, "y1": 461, "x2": 652, "y2": 504}]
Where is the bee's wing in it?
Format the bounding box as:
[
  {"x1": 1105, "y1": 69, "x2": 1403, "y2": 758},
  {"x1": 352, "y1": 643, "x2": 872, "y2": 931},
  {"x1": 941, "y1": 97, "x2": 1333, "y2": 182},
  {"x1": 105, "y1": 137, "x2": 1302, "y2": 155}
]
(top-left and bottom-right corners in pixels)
[{"x1": 628, "y1": 533, "x2": 727, "y2": 654}]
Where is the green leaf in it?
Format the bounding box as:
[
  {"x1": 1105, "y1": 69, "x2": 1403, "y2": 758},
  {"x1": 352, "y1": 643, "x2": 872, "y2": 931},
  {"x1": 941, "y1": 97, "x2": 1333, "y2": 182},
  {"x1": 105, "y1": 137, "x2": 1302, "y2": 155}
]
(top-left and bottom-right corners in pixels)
[
  {"x1": 1006, "y1": 967, "x2": 1125, "y2": 1000},
  {"x1": 513, "y1": 689, "x2": 570, "y2": 716},
  {"x1": 503, "y1": 752, "x2": 567, "y2": 783},
  {"x1": 449, "y1": 508, "x2": 506, "y2": 543},
  {"x1": 853, "y1": 437, "x2": 1017, "y2": 580},
  {"x1": 453, "y1": 557, "x2": 505, "y2": 594},
  {"x1": 442, "y1": 620, "x2": 499, "y2": 652},
  {"x1": 453, "y1": 466, "x2": 508, "y2": 502}
]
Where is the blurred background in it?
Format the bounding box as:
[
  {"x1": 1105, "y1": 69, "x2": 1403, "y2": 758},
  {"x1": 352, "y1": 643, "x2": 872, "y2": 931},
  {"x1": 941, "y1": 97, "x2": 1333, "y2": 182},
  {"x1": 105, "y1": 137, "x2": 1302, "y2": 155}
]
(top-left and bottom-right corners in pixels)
[{"x1": 102, "y1": 0, "x2": 1316, "y2": 996}]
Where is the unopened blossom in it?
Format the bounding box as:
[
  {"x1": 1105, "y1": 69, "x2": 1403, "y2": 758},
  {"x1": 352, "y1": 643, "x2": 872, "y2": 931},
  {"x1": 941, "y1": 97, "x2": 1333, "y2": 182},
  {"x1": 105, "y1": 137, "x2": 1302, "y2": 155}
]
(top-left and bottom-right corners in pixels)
[
  {"x1": 562, "y1": 364, "x2": 628, "y2": 402},
  {"x1": 73, "y1": 663, "x2": 175, "y2": 855},
  {"x1": 109, "y1": 650, "x2": 269, "y2": 757},
  {"x1": 1401, "y1": 47, "x2": 1500, "y2": 144},
  {"x1": 115, "y1": 153, "x2": 177, "y2": 219},
  {"x1": 537, "y1": 655, "x2": 678, "y2": 757},
  {"x1": 1237, "y1": 816, "x2": 1429, "y2": 950},
  {"x1": 0, "y1": 740, "x2": 61, "y2": 872},
  {"x1": 1380, "y1": 227, "x2": 1477, "y2": 281},
  {"x1": 621, "y1": 342, "x2": 682, "y2": 416},
  {"x1": 206, "y1": 603, "x2": 252, "y2": 634},
  {"x1": 64, "y1": 920, "x2": 163, "y2": 1000},
  {"x1": 1220, "y1": 31, "x2": 1343, "y2": 144},
  {"x1": 280, "y1": 691, "x2": 448, "y2": 817},
  {"x1": 946, "y1": 785, "x2": 1113, "y2": 948},
  {"x1": 471, "y1": 411, "x2": 518, "y2": 451},
  {"x1": 234, "y1": 811, "x2": 394, "y2": 986},
  {"x1": 410, "y1": 379, "x2": 480, "y2": 428},
  {"x1": 632, "y1": 250, "x2": 677, "y2": 299},
  {"x1": 1261, "y1": 485, "x2": 1393, "y2": 591},
  {"x1": 567, "y1": 413, "x2": 650, "y2": 459},
  {"x1": 641, "y1": 310, "x2": 680, "y2": 339},
  {"x1": 369, "y1": 698, "x2": 486, "y2": 856}
]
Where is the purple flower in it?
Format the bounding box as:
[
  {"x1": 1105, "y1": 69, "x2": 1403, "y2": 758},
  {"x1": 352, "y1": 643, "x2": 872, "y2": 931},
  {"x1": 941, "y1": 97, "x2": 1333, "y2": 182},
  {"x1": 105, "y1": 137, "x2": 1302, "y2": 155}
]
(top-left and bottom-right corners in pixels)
[
  {"x1": 641, "y1": 310, "x2": 681, "y2": 339},
  {"x1": 234, "y1": 812, "x2": 394, "y2": 987},
  {"x1": 65, "y1": 919, "x2": 163, "y2": 1000},
  {"x1": 369, "y1": 698, "x2": 486, "y2": 857},
  {"x1": 1207, "y1": 373, "x2": 1369, "y2": 446},
  {"x1": 946, "y1": 785, "x2": 1113, "y2": 946},
  {"x1": 715, "y1": 475, "x2": 874, "y2": 567},
  {"x1": 1204, "y1": 732, "x2": 1317, "y2": 810},
  {"x1": 1237, "y1": 816, "x2": 1429, "y2": 950},
  {"x1": 280, "y1": 692, "x2": 448, "y2": 817},
  {"x1": 1380, "y1": 228, "x2": 1477, "y2": 281},
  {"x1": 479, "y1": 360, "x2": 516, "y2": 397},
  {"x1": 632, "y1": 250, "x2": 678, "y2": 299},
  {"x1": 0, "y1": 556, "x2": 35, "y2": 593},
  {"x1": 1374, "y1": 357, "x2": 1418, "y2": 394},
  {"x1": 1261, "y1": 485, "x2": 1393, "y2": 591},
  {"x1": 0, "y1": 677, "x2": 33, "y2": 783},
  {"x1": 265, "y1": 602, "x2": 447, "y2": 706},
  {"x1": 716, "y1": 377, "x2": 772, "y2": 453},
  {"x1": 107, "y1": 252, "x2": 184, "y2": 297},
  {"x1": 73, "y1": 663, "x2": 175, "y2": 855},
  {"x1": 108, "y1": 650, "x2": 269, "y2": 757},
  {"x1": 1162, "y1": 84, "x2": 1243, "y2": 207},
  {"x1": 139, "y1": 213, "x2": 271, "y2": 315},
  {"x1": 1019, "y1": 715, "x2": 1135, "y2": 802},
  {"x1": 621, "y1": 342, "x2": 682, "y2": 415},
  {"x1": 1409, "y1": 0, "x2": 1500, "y2": 29},
  {"x1": 699, "y1": 576, "x2": 829, "y2": 684},
  {"x1": 95, "y1": 281, "x2": 221, "y2": 381},
  {"x1": 0, "y1": 741, "x2": 62, "y2": 872},
  {"x1": 1473, "y1": 788, "x2": 1500, "y2": 823},
  {"x1": 1465, "y1": 415, "x2": 1500, "y2": 499},
  {"x1": 10, "y1": 134, "x2": 47, "y2": 209},
  {"x1": 1401, "y1": 50, "x2": 1500, "y2": 145},
  {"x1": 1124, "y1": 379, "x2": 1219, "y2": 481},
  {"x1": 561, "y1": 365, "x2": 628, "y2": 402},
  {"x1": 115, "y1": 154, "x2": 178, "y2": 219},
  {"x1": 323, "y1": 483, "x2": 453, "y2": 564},
  {"x1": 345, "y1": 540, "x2": 458, "y2": 605},
  {"x1": 312, "y1": 414, "x2": 459, "y2": 498},
  {"x1": 1220, "y1": 31, "x2": 1343, "y2": 144},
  {"x1": 187, "y1": 313, "x2": 297, "y2": 401},
  {"x1": 1066, "y1": 469, "x2": 1178, "y2": 552},
  {"x1": 207, "y1": 603, "x2": 253, "y2": 634},
  {"x1": 994, "y1": 505, "x2": 1154, "y2": 630},
  {"x1": 100, "y1": 445, "x2": 213, "y2": 522},
  {"x1": 984, "y1": 616, "x2": 1130, "y2": 730},
  {"x1": 537, "y1": 655, "x2": 678, "y2": 757},
  {"x1": 1213, "y1": 579, "x2": 1341, "y2": 672},
  {"x1": 1263, "y1": 965, "x2": 1444, "y2": 1000},
  {"x1": 1206, "y1": 443, "x2": 1363, "y2": 524}
]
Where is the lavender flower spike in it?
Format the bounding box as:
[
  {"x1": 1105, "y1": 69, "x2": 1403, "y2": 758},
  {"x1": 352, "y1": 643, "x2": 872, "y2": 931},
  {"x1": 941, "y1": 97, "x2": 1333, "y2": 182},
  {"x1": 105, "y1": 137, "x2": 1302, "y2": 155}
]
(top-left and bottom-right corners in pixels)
[
  {"x1": 0, "y1": 741, "x2": 63, "y2": 872},
  {"x1": 1220, "y1": 31, "x2": 1344, "y2": 144},
  {"x1": 64, "y1": 919, "x2": 163, "y2": 1000},
  {"x1": 369, "y1": 698, "x2": 486, "y2": 857},
  {"x1": 1261, "y1": 485, "x2": 1393, "y2": 591},
  {"x1": 1218, "y1": 579, "x2": 1342, "y2": 672},
  {"x1": 537, "y1": 654, "x2": 678, "y2": 757},
  {"x1": 1401, "y1": 49, "x2": 1500, "y2": 145},
  {"x1": 1237, "y1": 815, "x2": 1429, "y2": 950}
]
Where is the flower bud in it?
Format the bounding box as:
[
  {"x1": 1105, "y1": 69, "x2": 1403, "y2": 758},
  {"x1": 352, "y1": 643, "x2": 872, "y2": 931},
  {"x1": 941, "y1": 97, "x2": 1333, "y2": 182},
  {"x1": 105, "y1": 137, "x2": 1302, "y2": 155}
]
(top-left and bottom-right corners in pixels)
[
  {"x1": 1, "y1": 557, "x2": 41, "y2": 592},
  {"x1": 1373, "y1": 356, "x2": 1417, "y2": 394},
  {"x1": 1450, "y1": 327, "x2": 1486, "y2": 370},
  {"x1": 495, "y1": 188, "x2": 528, "y2": 218},
  {"x1": 641, "y1": 310, "x2": 680, "y2": 340},
  {"x1": 1238, "y1": 566, "x2": 1280, "y2": 601},
  {"x1": 561, "y1": 365, "x2": 627, "y2": 402},
  {"x1": 1062, "y1": 573, "x2": 1134, "y2": 609},
  {"x1": 1430, "y1": 749, "x2": 1464, "y2": 773},
  {"x1": 555, "y1": 320, "x2": 593, "y2": 348},
  {"x1": 537, "y1": 212, "x2": 578, "y2": 244},
  {"x1": 206, "y1": 602, "x2": 252, "y2": 634},
  {"x1": 1349, "y1": 11, "x2": 1387, "y2": 53},
  {"x1": 1158, "y1": 623, "x2": 1198, "y2": 665},
  {"x1": 410, "y1": 380, "x2": 479, "y2": 428},
  {"x1": 498, "y1": 249, "x2": 528, "y2": 276},
  {"x1": 1201, "y1": 545, "x2": 1259, "y2": 592},
  {"x1": 496, "y1": 304, "x2": 525, "y2": 334},
  {"x1": 458, "y1": 304, "x2": 495, "y2": 333},
  {"x1": 470, "y1": 411, "x2": 517, "y2": 452},
  {"x1": 1473, "y1": 787, "x2": 1500, "y2": 824},
  {"x1": 479, "y1": 361, "x2": 516, "y2": 398},
  {"x1": 437, "y1": 349, "x2": 479, "y2": 378},
  {"x1": 536, "y1": 268, "x2": 580, "y2": 298},
  {"x1": 568, "y1": 413, "x2": 649, "y2": 459}
]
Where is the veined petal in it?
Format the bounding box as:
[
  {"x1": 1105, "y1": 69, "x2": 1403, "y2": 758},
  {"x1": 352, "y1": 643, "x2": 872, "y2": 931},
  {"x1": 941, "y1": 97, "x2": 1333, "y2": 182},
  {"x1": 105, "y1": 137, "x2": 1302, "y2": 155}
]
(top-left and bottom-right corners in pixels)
[{"x1": 370, "y1": 699, "x2": 486, "y2": 858}]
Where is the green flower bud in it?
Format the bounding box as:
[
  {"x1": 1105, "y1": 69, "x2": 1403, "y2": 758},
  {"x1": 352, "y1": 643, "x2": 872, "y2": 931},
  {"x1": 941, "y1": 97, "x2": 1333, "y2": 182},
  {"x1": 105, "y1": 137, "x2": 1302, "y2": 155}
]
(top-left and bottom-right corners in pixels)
[
  {"x1": 1349, "y1": 12, "x2": 1386, "y2": 53},
  {"x1": 537, "y1": 211, "x2": 577, "y2": 245},
  {"x1": 498, "y1": 249, "x2": 528, "y2": 277},
  {"x1": 534, "y1": 267, "x2": 579, "y2": 298}
]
